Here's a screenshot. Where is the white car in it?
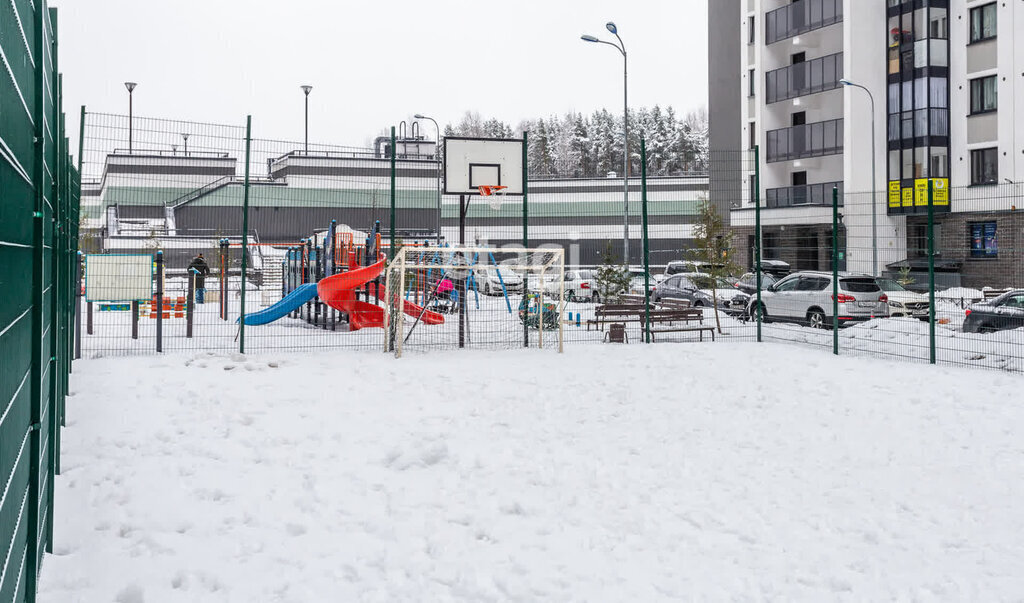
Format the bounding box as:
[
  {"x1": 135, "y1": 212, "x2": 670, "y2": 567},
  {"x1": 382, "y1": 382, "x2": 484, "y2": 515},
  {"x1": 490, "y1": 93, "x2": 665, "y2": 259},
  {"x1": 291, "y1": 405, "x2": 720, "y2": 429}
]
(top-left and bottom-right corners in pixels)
[
  {"x1": 876, "y1": 278, "x2": 930, "y2": 320},
  {"x1": 473, "y1": 267, "x2": 523, "y2": 296},
  {"x1": 564, "y1": 270, "x2": 598, "y2": 302}
]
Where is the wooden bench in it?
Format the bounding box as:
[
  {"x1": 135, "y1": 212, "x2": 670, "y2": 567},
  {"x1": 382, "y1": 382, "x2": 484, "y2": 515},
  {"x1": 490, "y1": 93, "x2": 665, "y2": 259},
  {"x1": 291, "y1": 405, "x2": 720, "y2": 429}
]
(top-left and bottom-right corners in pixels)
[
  {"x1": 586, "y1": 303, "x2": 646, "y2": 331},
  {"x1": 656, "y1": 298, "x2": 695, "y2": 311},
  {"x1": 640, "y1": 309, "x2": 715, "y2": 341}
]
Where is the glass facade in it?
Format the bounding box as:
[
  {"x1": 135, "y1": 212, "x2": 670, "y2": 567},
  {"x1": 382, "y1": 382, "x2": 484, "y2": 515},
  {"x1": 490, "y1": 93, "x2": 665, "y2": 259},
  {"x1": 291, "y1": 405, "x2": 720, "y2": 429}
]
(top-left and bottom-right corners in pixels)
[{"x1": 886, "y1": 1, "x2": 951, "y2": 215}]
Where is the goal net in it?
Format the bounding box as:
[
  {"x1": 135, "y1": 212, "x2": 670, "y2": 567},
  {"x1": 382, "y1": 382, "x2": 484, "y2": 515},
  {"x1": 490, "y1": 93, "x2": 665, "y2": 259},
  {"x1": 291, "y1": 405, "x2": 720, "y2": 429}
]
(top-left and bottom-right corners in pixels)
[{"x1": 384, "y1": 246, "x2": 565, "y2": 357}]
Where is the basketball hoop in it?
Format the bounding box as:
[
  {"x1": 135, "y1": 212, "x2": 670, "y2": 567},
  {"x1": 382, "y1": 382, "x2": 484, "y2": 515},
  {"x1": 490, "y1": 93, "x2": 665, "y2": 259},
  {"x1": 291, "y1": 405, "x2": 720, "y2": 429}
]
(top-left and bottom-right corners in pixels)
[{"x1": 478, "y1": 185, "x2": 508, "y2": 210}]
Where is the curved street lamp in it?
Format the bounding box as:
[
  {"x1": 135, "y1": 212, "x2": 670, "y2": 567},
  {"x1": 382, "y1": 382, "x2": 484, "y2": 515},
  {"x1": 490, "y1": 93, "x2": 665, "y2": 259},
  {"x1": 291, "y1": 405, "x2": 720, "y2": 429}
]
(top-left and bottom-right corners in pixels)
[
  {"x1": 301, "y1": 85, "x2": 313, "y2": 154},
  {"x1": 124, "y1": 81, "x2": 137, "y2": 153},
  {"x1": 581, "y1": 22, "x2": 629, "y2": 263},
  {"x1": 415, "y1": 113, "x2": 442, "y2": 244},
  {"x1": 840, "y1": 78, "x2": 878, "y2": 276}
]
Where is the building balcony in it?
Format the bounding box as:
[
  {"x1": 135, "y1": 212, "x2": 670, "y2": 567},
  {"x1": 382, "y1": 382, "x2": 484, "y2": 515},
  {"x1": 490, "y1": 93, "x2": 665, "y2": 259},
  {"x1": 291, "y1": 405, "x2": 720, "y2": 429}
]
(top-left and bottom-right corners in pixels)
[
  {"x1": 765, "y1": 118, "x2": 843, "y2": 163},
  {"x1": 765, "y1": 52, "x2": 843, "y2": 104},
  {"x1": 765, "y1": 181, "x2": 845, "y2": 208},
  {"x1": 765, "y1": 0, "x2": 843, "y2": 46}
]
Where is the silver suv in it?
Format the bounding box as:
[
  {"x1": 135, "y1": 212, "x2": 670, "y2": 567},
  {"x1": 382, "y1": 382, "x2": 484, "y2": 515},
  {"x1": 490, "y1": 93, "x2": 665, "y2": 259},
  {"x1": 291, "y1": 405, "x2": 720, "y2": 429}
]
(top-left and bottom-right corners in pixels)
[{"x1": 747, "y1": 272, "x2": 889, "y2": 328}]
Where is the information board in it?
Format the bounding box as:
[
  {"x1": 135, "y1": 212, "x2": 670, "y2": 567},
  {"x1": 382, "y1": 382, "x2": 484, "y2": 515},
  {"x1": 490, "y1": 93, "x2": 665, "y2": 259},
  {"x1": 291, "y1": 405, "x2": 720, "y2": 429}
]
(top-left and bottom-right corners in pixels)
[{"x1": 85, "y1": 254, "x2": 154, "y2": 302}]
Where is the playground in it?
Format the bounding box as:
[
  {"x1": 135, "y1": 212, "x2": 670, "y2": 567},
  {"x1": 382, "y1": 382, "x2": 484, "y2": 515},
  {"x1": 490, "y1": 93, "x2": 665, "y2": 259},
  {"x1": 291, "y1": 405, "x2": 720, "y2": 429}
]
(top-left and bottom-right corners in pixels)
[{"x1": 38, "y1": 343, "x2": 1024, "y2": 601}]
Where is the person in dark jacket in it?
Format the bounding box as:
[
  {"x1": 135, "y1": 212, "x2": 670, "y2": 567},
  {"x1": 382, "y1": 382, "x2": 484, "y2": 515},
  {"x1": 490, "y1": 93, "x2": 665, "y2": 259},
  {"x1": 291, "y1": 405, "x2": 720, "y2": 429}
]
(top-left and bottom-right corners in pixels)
[{"x1": 187, "y1": 253, "x2": 211, "y2": 303}]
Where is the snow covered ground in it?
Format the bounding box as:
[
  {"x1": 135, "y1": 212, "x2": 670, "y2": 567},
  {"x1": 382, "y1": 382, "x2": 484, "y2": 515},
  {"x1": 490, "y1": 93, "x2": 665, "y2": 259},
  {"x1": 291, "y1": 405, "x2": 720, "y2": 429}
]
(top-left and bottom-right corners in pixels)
[{"x1": 40, "y1": 343, "x2": 1024, "y2": 601}]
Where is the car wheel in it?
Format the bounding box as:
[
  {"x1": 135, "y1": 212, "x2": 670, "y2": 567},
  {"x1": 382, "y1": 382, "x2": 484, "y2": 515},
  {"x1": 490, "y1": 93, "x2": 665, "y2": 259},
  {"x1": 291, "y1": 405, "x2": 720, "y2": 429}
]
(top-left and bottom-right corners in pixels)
[
  {"x1": 979, "y1": 325, "x2": 997, "y2": 334},
  {"x1": 592, "y1": 291, "x2": 601, "y2": 304},
  {"x1": 807, "y1": 309, "x2": 826, "y2": 329},
  {"x1": 752, "y1": 303, "x2": 768, "y2": 323},
  {"x1": 483, "y1": 281, "x2": 491, "y2": 296},
  {"x1": 693, "y1": 300, "x2": 704, "y2": 308}
]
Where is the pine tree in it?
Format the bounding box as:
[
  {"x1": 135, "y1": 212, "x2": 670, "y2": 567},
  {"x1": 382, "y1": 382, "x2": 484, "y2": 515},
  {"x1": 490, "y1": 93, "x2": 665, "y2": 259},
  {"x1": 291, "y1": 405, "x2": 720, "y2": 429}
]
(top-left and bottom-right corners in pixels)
[{"x1": 689, "y1": 197, "x2": 741, "y2": 334}]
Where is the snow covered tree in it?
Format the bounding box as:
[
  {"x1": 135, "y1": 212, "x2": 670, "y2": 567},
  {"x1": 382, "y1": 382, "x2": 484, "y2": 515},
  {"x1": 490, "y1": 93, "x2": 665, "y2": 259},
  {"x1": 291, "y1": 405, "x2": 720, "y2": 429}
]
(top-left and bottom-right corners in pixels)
[{"x1": 594, "y1": 241, "x2": 632, "y2": 302}]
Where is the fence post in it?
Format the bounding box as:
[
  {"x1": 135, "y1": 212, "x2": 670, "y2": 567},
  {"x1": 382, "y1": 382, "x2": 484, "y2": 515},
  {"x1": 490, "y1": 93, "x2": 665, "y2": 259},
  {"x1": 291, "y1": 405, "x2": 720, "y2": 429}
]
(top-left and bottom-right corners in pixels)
[
  {"x1": 641, "y1": 137, "x2": 651, "y2": 344},
  {"x1": 832, "y1": 186, "x2": 839, "y2": 354},
  {"x1": 522, "y1": 130, "x2": 529, "y2": 349},
  {"x1": 240, "y1": 115, "x2": 251, "y2": 354},
  {"x1": 754, "y1": 146, "x2": 762, "y2": 342},
  {"x1": 186, "y1": 269, "x2": 195, "y2": 338},
  {"x1": 928, "y1": 179, "x2": 936, "y2": 364},
  {"x1": 26, "y1": 2, "x2": 48, "y2": 595},
  {"x1": 156, "y1": 250, "x2": 164, "y2": 353},
  {"x1": 75, "y1": 251, "x2": 83, "y2": 357},
  {"x1": 131, "y1": 300, "x2": 139, "y2": 339},
  {"x1": 220, "y1": 238, "x2": 229, "y2": 321},
  {"x1": 390, "y1": 125, "x2": 396, "y2": 260}
]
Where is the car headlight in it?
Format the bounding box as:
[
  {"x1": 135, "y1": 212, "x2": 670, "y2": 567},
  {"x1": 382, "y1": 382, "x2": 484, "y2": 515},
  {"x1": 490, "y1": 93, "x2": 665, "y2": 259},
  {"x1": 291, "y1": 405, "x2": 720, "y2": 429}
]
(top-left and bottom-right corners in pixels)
[{"x1": 888, "y1": 301, "x2": 904, "y2": 308}]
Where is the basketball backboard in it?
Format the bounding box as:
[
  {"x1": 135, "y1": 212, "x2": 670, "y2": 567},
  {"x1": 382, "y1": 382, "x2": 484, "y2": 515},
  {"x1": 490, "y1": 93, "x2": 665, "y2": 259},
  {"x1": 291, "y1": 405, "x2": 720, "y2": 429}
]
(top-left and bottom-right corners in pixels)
[{"x1": 443, "y1": 137, "x2": 524, "y2": 196}]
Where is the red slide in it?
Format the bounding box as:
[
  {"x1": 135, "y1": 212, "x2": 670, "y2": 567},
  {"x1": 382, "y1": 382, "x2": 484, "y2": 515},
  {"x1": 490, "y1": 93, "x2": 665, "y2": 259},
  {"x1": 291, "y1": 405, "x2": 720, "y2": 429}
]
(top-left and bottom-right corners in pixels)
[{"x1": 317, "y1": 259, "x2": 444, "y2": 331}]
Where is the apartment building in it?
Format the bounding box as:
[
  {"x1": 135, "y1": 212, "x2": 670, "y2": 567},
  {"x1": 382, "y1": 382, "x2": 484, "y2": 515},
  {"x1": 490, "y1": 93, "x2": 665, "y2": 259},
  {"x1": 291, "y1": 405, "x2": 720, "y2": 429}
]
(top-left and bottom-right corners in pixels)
[{"x1": 710, "y1": 0, "x2": 1024, "y2": 288}]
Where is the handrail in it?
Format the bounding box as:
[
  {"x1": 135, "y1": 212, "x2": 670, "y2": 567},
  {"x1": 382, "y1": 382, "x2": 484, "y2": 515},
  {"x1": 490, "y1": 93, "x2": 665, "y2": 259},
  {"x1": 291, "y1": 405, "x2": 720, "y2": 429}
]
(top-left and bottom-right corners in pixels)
[{"x1": 166, "y1": 175, "x2": 235, "y2": 208}]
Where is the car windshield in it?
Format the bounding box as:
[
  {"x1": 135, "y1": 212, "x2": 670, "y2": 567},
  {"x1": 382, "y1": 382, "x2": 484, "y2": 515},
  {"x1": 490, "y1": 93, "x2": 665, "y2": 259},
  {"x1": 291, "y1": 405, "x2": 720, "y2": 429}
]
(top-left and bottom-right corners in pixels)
[
  {"x1": 875, "y1": 278, "x2": 907, "y2": 292},
  {"x1": 841, "y1": 278, "x2": 881, "y2": 293}
]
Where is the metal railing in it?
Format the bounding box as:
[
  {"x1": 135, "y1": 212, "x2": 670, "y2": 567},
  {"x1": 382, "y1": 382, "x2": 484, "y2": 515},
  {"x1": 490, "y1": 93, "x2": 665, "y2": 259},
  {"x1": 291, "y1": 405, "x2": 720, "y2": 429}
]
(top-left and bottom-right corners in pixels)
[
  {"x1": 765, "y1": 118, "x2": 844, "y2": 163},
  {"x1": 766, "y1": 181, "x2": 844, "y2": 208},
  {"x1": 765, "y1": 0, "x2": 843, "y2": 45},
  {"x1": 765, "y1": 52, "x2": 843, "y2": 104}
]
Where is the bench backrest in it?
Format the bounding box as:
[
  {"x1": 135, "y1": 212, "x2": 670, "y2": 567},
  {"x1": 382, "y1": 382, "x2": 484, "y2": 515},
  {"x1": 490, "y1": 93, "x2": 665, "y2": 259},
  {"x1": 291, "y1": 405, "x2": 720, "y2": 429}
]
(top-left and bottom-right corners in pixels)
[
  {"x1": 595, "y1": 304, "x2": 645, "y2": 313},
  {"x1": 658, "y1": 298, "x2": 692, "y2": 309},
  {"x1": 642, "y1": 309, "x2": 703, "y2": 322}
]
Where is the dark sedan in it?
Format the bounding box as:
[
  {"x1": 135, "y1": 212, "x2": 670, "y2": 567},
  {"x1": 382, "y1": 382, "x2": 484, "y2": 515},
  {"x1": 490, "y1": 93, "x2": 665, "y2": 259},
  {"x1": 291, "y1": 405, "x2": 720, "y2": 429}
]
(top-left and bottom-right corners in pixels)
[{"x1": 962, "y1": 290, "x2": 1024, "y2": 333}]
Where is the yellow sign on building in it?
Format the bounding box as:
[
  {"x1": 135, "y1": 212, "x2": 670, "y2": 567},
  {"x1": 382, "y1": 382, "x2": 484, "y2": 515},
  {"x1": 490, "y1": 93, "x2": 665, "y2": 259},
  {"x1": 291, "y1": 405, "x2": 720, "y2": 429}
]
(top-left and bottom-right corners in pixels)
[
  {"x1": 932, "y1": 178, "x2": 949, "y2": 205},
  {"x1": 888, "y1": 181, "x2": 901, "y2": 208},
  {"x1": 902, "y1": 187, "x2": 913, "y2": 208},
  {"x1": 913, "y1": 178, "x2": 950, "y2": 206}
]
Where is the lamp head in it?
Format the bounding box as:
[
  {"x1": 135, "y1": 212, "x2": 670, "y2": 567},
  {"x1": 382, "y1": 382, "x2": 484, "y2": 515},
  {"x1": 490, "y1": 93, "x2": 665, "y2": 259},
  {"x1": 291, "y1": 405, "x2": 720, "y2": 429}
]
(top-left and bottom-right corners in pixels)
[
  {"x1": 414, "y1": 114, "x2": 426, "y2": 119},
  {"x1": 301, "y1": 85, "x2": 313, "y2": 96},
  {"x1": 581, "y1": 34, "x2": 599, "y2": 43},
  {"x1": 124, "y1": 81, "x2": 137, "y2": 93},
  {"x1": 606, "y1": 22, "x2": 617, "y2": 34},
  {"x1": 839, "y1": 78, "x2": 852, "y2": 86}
]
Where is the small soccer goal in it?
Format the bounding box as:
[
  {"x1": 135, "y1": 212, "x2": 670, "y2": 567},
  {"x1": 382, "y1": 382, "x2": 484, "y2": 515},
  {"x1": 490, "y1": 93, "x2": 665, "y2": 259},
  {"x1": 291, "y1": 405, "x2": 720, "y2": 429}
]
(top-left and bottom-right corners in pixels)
[{"x1": 384, "y1": 246, "x2": 566, "y2": 357}]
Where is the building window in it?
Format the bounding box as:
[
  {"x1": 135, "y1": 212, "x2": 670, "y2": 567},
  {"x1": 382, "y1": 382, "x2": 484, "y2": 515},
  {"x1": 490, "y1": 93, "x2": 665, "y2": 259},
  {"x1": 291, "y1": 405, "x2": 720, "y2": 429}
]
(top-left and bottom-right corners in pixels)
[
  {"x1": 748, "y1": 69, "x2": 755, "y2": 97},
  {"x1": 749, "y1": 122, "x2": 756, "y2": 150},
  {"x1": 969, "y1": 76, "x2": 997, "y2": 114},
  {"x1": 970, "y1": 148, "x2": 998, "y2": 185},
  {"x1": 969, "y1": 3, "x2": 997, "y2": 43},
  {"x1": 969, "y1": 222, "x2": 998, "y2": 258},
  {"x1": 748, "y1": 15, "x2": 755, "y2": 44}
]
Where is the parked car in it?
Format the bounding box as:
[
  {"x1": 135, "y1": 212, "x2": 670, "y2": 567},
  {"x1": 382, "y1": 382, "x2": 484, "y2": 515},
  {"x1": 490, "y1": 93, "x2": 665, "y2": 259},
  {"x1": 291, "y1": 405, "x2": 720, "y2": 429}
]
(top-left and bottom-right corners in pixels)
[
  {"x1": 733, "y1": 261, "x2": 791, "y2": 296},
  {"x1": 652, "y1": 275, "x2": 715, "y2": 307},
  {"x1": 875, "y1": 278, "x2": 930, "y2": 320},
  {"x1": 564, "y1": 270, "x2": 598, "y2": 302},
  {"x1": 962, "y1": 290, "x2": 1024, "y2": 333},
  {"x1": 746, "y1": 271, "x2": 889, "y2": 328},
  {"x1": 664, "y1": 260, "x2": 723, "y2": 277},
  {"x1": 473, "y1": 266, "x2": 523, "y2": 295},
  {"x1": 689, "y1": 275, "x2": 748, "y2": 314},
  {"x1": 627, "y1": 269, "x2": 657, "y2": 296}
]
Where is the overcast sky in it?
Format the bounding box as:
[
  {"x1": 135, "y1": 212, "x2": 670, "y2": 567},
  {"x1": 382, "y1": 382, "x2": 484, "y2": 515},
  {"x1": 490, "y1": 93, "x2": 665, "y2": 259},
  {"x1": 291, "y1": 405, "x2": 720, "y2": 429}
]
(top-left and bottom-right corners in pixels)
[{"x1": 51, "y1": 0, "x2": 708, "y2": 149}]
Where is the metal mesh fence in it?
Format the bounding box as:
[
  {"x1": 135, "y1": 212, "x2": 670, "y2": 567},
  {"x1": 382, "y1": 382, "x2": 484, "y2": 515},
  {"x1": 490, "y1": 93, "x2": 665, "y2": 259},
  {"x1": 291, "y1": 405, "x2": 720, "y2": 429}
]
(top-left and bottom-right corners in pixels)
[
  {"x1": 75, "y1": 110, "x2": 1023, "y2": 374},
  {"x1": 1, "y1": 3, "x2": 77, "y2": 600},
  {"x1": 743, "y1": 180, "x2": 1023, "y2": 372}
]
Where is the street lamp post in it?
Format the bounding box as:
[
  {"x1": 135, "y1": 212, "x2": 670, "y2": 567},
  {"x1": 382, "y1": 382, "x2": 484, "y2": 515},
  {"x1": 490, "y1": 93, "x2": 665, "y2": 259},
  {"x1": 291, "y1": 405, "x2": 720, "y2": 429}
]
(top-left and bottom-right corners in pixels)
[
  {"x1": 414, "y1": 113, "x2": 443, "y2": 244},
  {"x1": 301, "y1": 85, "x2": 313, "y2": 154},
  {"x1": 582, "y1": 22, "x2": 629, "y2": 264},
  {"x1": 124, "y1": 81, "x2": 137, "y2": 153},
  {"x1": 840, "y1": 78, "x2": 877, "y2": 276},
  {"x1": 182, "y1": 133, "x2": 189, "y2": 156}
]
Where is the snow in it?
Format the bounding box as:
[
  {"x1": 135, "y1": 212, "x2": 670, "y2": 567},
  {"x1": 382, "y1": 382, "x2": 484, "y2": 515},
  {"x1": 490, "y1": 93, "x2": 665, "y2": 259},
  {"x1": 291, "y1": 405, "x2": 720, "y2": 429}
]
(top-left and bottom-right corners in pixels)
[{"x1": 40, "y1": 343, "x2": 1024, "y2": 601}]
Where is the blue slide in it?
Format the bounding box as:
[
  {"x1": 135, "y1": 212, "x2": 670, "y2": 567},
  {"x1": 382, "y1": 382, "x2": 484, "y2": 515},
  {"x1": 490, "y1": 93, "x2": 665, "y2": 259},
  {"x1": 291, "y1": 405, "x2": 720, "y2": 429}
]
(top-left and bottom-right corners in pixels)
[{"x1": 239, "y1": 282, "x2": 319, "y2": 326}]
